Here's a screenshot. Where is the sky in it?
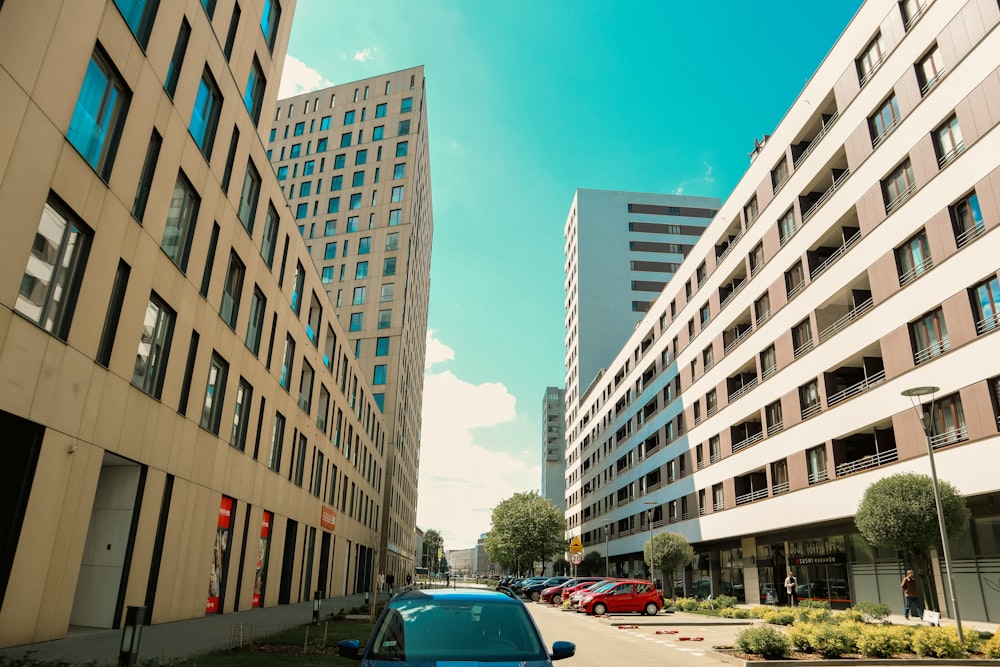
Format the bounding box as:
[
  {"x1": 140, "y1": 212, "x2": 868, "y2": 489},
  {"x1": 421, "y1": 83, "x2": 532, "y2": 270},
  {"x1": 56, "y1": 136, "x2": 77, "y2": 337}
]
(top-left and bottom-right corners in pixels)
[{"x1": 279, "y1": 0, "x2": 863, "y2": 551}]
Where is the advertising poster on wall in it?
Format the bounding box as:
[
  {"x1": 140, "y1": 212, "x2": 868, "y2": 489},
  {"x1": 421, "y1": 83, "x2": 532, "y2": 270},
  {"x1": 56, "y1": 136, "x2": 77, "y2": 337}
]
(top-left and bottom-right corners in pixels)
[
  {"x1": 253, "y1": 510, "x2": 272, "y2": 608},
  {"x1": 207, "y1": 496, "x2": 234, "y2": 613}
]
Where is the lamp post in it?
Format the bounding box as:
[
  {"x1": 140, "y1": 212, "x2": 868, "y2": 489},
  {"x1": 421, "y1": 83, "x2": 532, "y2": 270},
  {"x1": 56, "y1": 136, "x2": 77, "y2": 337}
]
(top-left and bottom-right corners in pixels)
[
  {"x1": 644, "y1": 501, "x2": 657, "y2": 583},
  {"x1": 604, "y1": 522, "x2": 611, "y2": 577},
  {"x1": 901, "y1": 386, "x2": 963, "y2": 643}
]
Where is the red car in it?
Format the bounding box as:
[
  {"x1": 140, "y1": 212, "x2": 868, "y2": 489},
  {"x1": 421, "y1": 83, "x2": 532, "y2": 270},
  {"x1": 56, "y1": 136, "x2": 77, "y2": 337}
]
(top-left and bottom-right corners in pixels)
[
  {"x1": 540, "y1": 577, "x2": 606, "y2": 604},
  {"x1": 578, "y1": 579, "x2": 662, "y2": 616},
  {"x1": 566, "y1": 580, "x2": 617, "y2": 608}
]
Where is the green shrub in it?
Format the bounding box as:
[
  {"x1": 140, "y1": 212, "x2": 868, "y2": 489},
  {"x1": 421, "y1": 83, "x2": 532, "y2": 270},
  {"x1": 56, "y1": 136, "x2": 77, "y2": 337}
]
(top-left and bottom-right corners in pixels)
[
  {"x1": 746, "y1": 605, "x2": 773, "y2": 619},
  {"x1": 761, "y1": 608, "x2": 796, "y2": 625},
  {"x1": 851, "y1": 601, "x2": 891, "y2": 623},
  {"x1": 671, "y1": 597, "x2": 700, "y2": 611},
  {"x1": 712, "y1": 594, "x2": 738, "y2": 609},
  {"x1": 719, "y1": 607, "x2": 751, "y2": 619},
  {"x1": 787, "y1": 622, "x2": 817, "y2": 652},
  {"x1": 735, "y1": 626, "x2": 792, "y2": 659},
  {"x1": 962, "y1": 629, "x2": 983, "y2": 654},
  {"x1": 984, "y1": 632, "x2": 1000, "y2": 658},
  {"x1": 795, "y1": 606, "x2": 832, "y2": 624},
  {"x1": 811, "y1": 623, "x2": 858, "y2": 658},
  {"x1": 797, "y1": 599, "x2": 831, "y2": 610},
  {"x1": 856, "y1": 625, "x2": 909, "y2": 658},
  {"x1": 911, "y1": 626, "x2": 964, "y2": 659},
  {"x1": 837, "y1": 608, "x2": 866, "y2": 623}
]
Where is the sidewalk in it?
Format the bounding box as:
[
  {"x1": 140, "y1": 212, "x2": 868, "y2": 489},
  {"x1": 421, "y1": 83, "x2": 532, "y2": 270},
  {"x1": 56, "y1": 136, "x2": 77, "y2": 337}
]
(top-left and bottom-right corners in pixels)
[{"x1": 0, "y1": 591, "x2": 388, "y2": 665}]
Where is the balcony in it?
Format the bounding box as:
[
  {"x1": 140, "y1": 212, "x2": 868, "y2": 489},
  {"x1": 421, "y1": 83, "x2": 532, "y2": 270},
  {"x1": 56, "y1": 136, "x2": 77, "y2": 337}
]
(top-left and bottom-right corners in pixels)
[
  {"x1": 885, "y1": 181, "x2": 917, "y2": 214},
  {"x1": 715, "y1": 221, "x2": 744, "y2": 263},
  {"x1": 957, "y1": 221, "x2": 986, "y2": 249},
  {"x1": 931, "y1": 426, "x2": 968, "y2": 449},
  {"x1": 735, "y1": 470, "x2": 768, "y2": 506},
  {"x1": 801, "y1": 167, "x2": 850, "y2": 223},
  {"x1": 724, "y1": 314, "x2": 753, "y2": 354},
  {"x1": 977, "y1": 312, "x2": 1000, "y2": 335},
  {"x1": 772, "y1": 480, "x2": 790, "y2": 495},
  {"x1": 899, "y1": 255, "x2": 933, "y2": 287},
  {"x1": 817, "y1": 277, "x2": 873, "y2": 343},
  {"x1": 719, "y1": 273, "x2": 748, "y2": 310},
  {"x1": 833, "y1": 425, "x2": 897, "y2": 477},
  {"x1": 807, "y1": 213, "x2": 861, "y2": 280},
  {"x1": 728, "y1": 370, "x2": 759, "y2": 403},
  {"x1": 801, "y1": 401, "x2": 823, "y2": 420},
  {"x1": 791, "y1": 93, "x2": 840, "y2": 170},
  {"x1": 824, "y1": 353, "x2": 885, "y2": 407},
  {"x1": 731, "y1": 419, "x2": 764, "y2": 453},
  {"x1": 807, "y1": 468, "x2": 829, "y2": 485},
  {"x1": 914, "y1": 336, "x2": 950, "y2": 365}
]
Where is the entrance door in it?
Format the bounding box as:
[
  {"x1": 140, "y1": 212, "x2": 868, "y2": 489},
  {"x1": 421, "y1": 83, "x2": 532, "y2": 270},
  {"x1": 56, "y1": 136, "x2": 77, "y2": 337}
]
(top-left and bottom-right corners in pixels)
[{"x1": 278, "y1": 519, "x2": 297, "y2": 604}]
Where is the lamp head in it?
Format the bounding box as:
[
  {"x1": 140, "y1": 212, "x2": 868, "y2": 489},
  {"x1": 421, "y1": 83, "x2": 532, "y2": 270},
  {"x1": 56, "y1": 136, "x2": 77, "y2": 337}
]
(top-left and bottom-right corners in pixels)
[{"x1": 901, "y1": 386, "x2": 939, "y2": 397}]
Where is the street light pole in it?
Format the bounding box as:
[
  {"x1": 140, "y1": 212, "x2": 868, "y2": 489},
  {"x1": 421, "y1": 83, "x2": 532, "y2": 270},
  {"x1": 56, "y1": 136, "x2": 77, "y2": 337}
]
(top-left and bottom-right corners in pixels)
[
  {"x1": 901, "y1": 386, "x2": 963, "y2": 643},
  {"x1": 644, "y1": 501, "x2": 657, "y2": 584}
]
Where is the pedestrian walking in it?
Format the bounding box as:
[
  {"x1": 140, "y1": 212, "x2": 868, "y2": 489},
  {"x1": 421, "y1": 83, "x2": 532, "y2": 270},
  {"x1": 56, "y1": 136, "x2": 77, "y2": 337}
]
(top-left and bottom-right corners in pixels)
[
  {"x1": 901, "y1": 569, "x2": 924, "y2": 620},
  {"x1": 784, "y1": 570, "x2": 798, "y2": 607}
]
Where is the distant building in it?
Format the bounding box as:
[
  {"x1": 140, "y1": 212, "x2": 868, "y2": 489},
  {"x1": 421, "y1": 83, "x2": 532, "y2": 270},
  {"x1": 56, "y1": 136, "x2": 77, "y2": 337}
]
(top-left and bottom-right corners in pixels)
[
  {"x1": 541, "y1": 387, "x2": 567, "y2": 512},
  {"x1": 563, "y1": 190, "x2": 720, "y2": 410},
  {"x1": 445, "y1": 548, "x2": 474, "y2": 576}
]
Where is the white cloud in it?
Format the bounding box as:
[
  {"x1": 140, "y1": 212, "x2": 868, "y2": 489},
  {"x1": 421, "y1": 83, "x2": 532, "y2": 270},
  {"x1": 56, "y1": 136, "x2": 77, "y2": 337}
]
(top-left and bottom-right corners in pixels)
[
  {"x1": 418, "y1": 360, "x2": 539, "y2": 551},
  {"x1": 424, "y1": 330, "x2": 455, "y2": 369},
  {"x1": 673, "y1": 162, "x2": 715, "y2": 196},
  {"x1": 353, "y1": 48, "x2": 377, "y2": 62},
  {"x1": 278, "y1": 55, "x2": 332, "y2": 99}
]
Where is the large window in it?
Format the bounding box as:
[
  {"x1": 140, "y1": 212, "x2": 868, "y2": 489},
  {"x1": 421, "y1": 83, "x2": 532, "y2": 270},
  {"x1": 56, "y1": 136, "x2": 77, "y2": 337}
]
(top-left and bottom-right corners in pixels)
[
  {"x1": 67, "y1": 49, "x2": 131, "y2": 180},
  {"x1": 792, "y1": 318, "x2": 813, "y2": 357},
  {"x1": 220, "y1": 252, "x2": 245, "y2": 329},
  {"x1": 760, "y1": 345, "x2": 777, "y2": 380},
  {"x1": 113, "y1": 0, "x2": 159, "y2": 47},
  {"x1": 244, "y1": 56, "x2": 266, "y2": 126},
  {"x1": 799, "y1": 380, "x2": 821, "y2": 419},
  {"x1": 230, "y1": 378, "x2": 252, "y2": 451},
  {"x1": 298, "y1": 361, "x2": 314, "y2": 414},
  {"x1": 400, "y1": 97, "x2": 413, "y2": 113},
  {"x1": 806, "y1": 446, "x2": 828, "y2": 484},
  {"x1": 970, "y1": 276, "x2": 1000, "y2": 335},
  {"x1": 785, "y1": 261, "x2": 806, "y2": 299},
  {"x1": 161, "y1": 172, "x2": 200, "y2": 270},
  {"x1": 777, "y1": 209, "x2": 797, "y2": 245},
  {"x1": 754, "y1": 292, "x2": 771, "y2": 325},
  {"x1": 933, "y1": 116, "x2": 964, "y2": 167},
  {"x1": 261, "y1": 203, "x2": 279, "y2": 268},
  {"x1": 910, "y1": 307, "x2": 949, "y2": 364},
  {"x1": 246, "y1": 287, "x2": 266, "y2": 355},
  {"x1": 869, "y1": 94, "x2": 900, "y2": 146},
  {"x1": 131, "y1": 294, "x2": 175, "y2": 398},
  {"x1": 391, "y1": 186, "x2": 404, "y2": 202},
  {"x1": 383, "y1": 257, "x2": 396, "y2": 276},
  {"x1": 268, "y1": 412, "x2": 285, "y2": 472},
  {"x1": 279, "y1": 335, "x2": 295, "y2": 390},
  {"x1": 396, "y1": 141, "x2": 408, "y2": 158},
  {"x1": 190, "y1": 69, "x2": 222, "y2": 158},
  {"x1": 950, "y1": 192, "x2": 984, "y2": 248},
  {"x1": 856, "y1": 33, "x2": 885, "y2": 85},
  {"x1": 164, "y1": 17, "x2": 190, "y2": 99},
  {"x1": 17, "y1": 198, "x2": 93, "y2": 341},
  {"x1": 380, "y1": 283, "x2": 394, "y2": 302},
  {"x1": 883, "y1": 160, "x2": 916, "y2": 213},
  {"x1": 200, "y1": 352, "x2": 229, "y2": 434},
  {"x1": 389, "y1": 209, "x2": 401, "y2": 226},
  {"x1": 260, "y1": 0, "x2": 280, "y2": 52},
  {"x1": 238, "y1": 161, "x2": 261, "y2": 232},
  {"x1": 916, "y1": 44, "x2": 944, "y2": 95},
  {"x1": 895, "y1": 230, "x2": 931, "y2": 286},
  {"x1": 926, "y1": 393, "x2": 967, "y2": 448},
  {"x1": 378, "y1": 309, "x2": 392, "y2": 329}
]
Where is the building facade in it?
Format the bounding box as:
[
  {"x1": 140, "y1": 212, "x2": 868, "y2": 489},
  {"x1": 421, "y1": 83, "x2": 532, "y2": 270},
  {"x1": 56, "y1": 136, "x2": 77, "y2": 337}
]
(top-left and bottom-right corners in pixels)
[
  {"x1": 0, "y1": 0, "x2": 392, "y2": 647},
  {"x1": 541, "y1": 386, "x2": 567, "y2": 513},
  {"x1": 563, "y1": 189, "x2": 720, "y2": 410},
  {"x1": 267, "y1": 68, "x2": 433, "y2": 586},
  {"x1": 565, "y1": 0, "x2": 1000, "y2": 620}
]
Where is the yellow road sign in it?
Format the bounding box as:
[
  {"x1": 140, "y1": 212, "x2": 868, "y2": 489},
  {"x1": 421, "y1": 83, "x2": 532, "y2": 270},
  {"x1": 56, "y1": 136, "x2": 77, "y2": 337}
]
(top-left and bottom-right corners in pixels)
[{"x1": 569, "y1": 536, "x2": 583, "y2": 554}]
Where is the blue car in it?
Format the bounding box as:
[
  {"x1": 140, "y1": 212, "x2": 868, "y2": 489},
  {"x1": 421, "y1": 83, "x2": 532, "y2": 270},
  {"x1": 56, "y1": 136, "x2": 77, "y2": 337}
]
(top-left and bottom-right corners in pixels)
[{"x1": 338, "y1": 588, "x2": 576, "y2": 665}]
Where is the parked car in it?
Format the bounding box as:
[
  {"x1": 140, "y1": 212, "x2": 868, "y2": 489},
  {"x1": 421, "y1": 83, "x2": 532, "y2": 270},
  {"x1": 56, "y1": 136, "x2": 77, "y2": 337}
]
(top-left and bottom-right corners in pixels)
[
  {"x1": 540, "y1": 577, "x2": 606, "y2": 604},
  {"x1": 567, "y1": 580, "x2": 617, "y2": 608},
  {"x1": 578, "y1": 579, "x2": 662, "y2": 616},
  {"x1": 520, "y1": 576, "x2": 572, "y2": 602},
  {"x1": 509, "y1": 577, "x2": 549, "y2": 595},
  {"x1": 337, "y1": 588, "x2": 576, "y2": 665}
]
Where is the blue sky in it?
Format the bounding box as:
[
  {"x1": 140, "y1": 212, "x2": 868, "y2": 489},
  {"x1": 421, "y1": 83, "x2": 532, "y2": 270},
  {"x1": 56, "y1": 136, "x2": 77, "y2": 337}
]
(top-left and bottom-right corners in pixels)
[{"x1": 280, "y1": 0, "x2": 863, "y2": 550}]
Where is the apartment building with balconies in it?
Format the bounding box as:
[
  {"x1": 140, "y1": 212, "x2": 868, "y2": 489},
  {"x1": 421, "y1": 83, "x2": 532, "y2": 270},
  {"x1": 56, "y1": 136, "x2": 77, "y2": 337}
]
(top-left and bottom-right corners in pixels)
[{"x1": 564, "y1": 0, "x2": 1000, "y2": 620}]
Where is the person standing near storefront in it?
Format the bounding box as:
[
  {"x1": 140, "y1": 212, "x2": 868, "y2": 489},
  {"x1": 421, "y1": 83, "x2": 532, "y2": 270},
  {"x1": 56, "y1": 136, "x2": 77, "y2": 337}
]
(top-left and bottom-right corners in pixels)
[
  {"x1": 784, "y1": 570, "x2": 798, "y2": 607},
  {"x1": 901, "y1": 569, "x2": 924, "y2": 620}
]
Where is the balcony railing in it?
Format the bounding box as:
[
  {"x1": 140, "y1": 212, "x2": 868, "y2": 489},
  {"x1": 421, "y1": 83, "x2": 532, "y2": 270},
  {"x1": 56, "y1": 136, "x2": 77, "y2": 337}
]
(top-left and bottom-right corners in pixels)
[
  {"x1": 736, "y1": 488, "x2": 769, "y2": 506},
  {"x1": 787, "y1": 280, "x2": 807, "y2": 300},
  {"x1": 720, "y1": 278, "x2": 748, "y2": 309},
  {"x1": 801, "y1": 402, "x2": 823, "y2": 420},
  {"x1": 729, "y1": 377, "x2": 759, "y2": 402},
  {"x1": 724, "y1": 326, "x2": 753, "y2": 354},
  {"x1": 699, "y1": 506, "x2": 708, "y2": 516},
  {"x1": 885, "y1": 182, "x2": 917, "y2": 214},
  {"x1": 802, "y1": 169, "x2": 851, "y2": 222},
  {"x1": 756, "y1": 310, "x2": 771, "y2": 326},
  {"x1": 931, "y1": 426, "x2": 968, "y2": 449},
  {"x1": 872, "y1": 115, "x2": 902, "y2": 149},
  {"x1": 835, "y1": 447, "x2": 898, "y2": 477},
  {"x1": 819, "y1": 297, "x2": 874, "y2": 342},
  {"x1": 937, "y1": 142, "x2": 965, "y2": 168},
  {"x1": 810, "y1": 230, "x2": 862, "y2": 280},
  {"x1": 808, "y1": 469, "x2": 829, "y2": 485},
  {"x1": 899, "y1": 256, "x2": 933, "y2": 286},
  {"x1": 706, "y1": 404, "x2": 718, "y2": 418},
  {"x1": 761, "y1": 364, "x2": 778, "y2": 381},
  {"x1": 826, "y1": 370, "x2": 886, "y2": 407},
  {"x1": 859, "y1": 54, "x2": 887, "y2": 87},
  {"x1": 710, "y1": 451, "x2": 721, "y2": 464},
  {"x1": 716, "y1": 230, "x2": 744, "y2": 262},
  {"x1": 767, "y1": 420, "x2": 784, "y2": 436},
  {"x1": 920, "y1": 69, "x2": 947, "y2": 96},
  {"x1": 732, "y1": 431, "x2": 764, "y2": 453},
  {"x1": 681, "y1": 511, "x2": 690, "y2": 521},
  {"x1": 914, "y1": 336, "x2": 950, "y2": 365},
  {"x1": 793, "y1": 338, "x2": 814, "y2": 359},
  {"x1": 977, "y1": 313, "x2": 1000, "y2": 335},
  {"x1": 713, "y1": 501, "x2": 725, "y2": 512},
  {"x1": 793, "y1": 111, "x2": 841, "y2": 169},
  {"x1": 772, "y1": 481, "x2": 790, "y2": 495},
  {"x1": 957, "y1": 223, "x2": 985, "y2": 249}
]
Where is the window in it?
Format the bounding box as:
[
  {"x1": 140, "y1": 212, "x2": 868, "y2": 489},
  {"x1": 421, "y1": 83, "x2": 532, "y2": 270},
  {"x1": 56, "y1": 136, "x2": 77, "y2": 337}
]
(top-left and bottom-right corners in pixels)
[
  {"x1": 221, "y1": 128, "x2": 240, "y2": 194},
  {"x1": 289, "y1": 143, "x2": 301, "y2": 158},
  {"x1": 398, "y1": 119, "x2": 410, "y2": 135},
  {"x1": 299, "y1": 361, "x2": 314, "y2": 413},
  {"x1": 132, "y1": 130, "x2": 162, "y2": 221},
  {"x1": 293, "y1": 123, "x2": 304, "y2": 137},
  {"x1": 261, "y1": 203, "x2": 279, "y2": 268},
  {"x1": 895, "y1": 230, "x2": 931, "y2": 285},
  {"x1": 230, "y1": 378, "x2": 252, "y2": 450},
  {"x1": 279, "y1": 335, "x2": 295, "y2": 389},
  {"x1": 298, "y1": 181, "x2": 311, "y2": 197},
  {"x1": 375, "y1": 103, "x2": 387, "y2": 118},
  {"x1": 392, "y1": 163, "x2": 407, "y2": 180},
  {"x1": 268, "y1": 412, "x2": 285, "y2": 472},
  {"x1": 400, "y1": 97, "x2": 413, "y2": 113},
  {"x1": 190, "y1": 69, "x2": 222, "y2": 158},
  {"x1": 220, "y1": 252, "x2": 245, "y2": 328},
  {"x1": 702, "y1": 345, "x2": 714, "y2": 370},
  {"x1": 353, "y1": 150, "x2": 367, "y2": 167},
  {"x1": 276, "y1": 165, "x2": 288, "y2": 181},
  {"x1": 373, "y1": 365, "x2": 386, "y2": 385},
  {"x1": 349, "y1": 193, "x2": 362, "y2": 209},
  {"x1": 114, "y1": 0, "x2": 159, "y2": 47},
  {"x1": 799, "y1": 380, "x2": 821, "y2": 419},
  {"x1": 378, "y1": 283, "x2": 393, "y2": 302},
  {"x1": 223, "y1": 2, "x2": 240, "y2": 60},
  {"x1": 164, "y1": 17, "x2": 190, "y2": 98},
  {"x1": 352, "y1": 171, "x2": 364, "y2": 187},
  {"x1": 883, "y1": 159, "x2": 915, "y2": 213},
  {"x1": 291, "y1": 261, "x2": 305, "y2": 314},
  {"x1": 358, "y1": 237, "x2": 371, "y2": 255},
  {"x1": 777, "y1": 209, "x2": 797, "y2": 244},
  {"x1": 916, "y1": 45, "x2": 945, "y2": 95},
  {"x1": 391, "y1": 186, "x2": 404, "y2": 202},
  {"x1": 388, "y1": 209, "x2": 401, "y2": 226},
  {"x1": 760, "y1": 345, "x2": 777, "y2": 380},
  {"x1": 260, "y1": 0, "x2": 280, "y2": 51},
  {"x1": 396, "y1": 141, "x2": 408, "y2": 158},
  {"x1": 970, "y1": 277, "x2": 1000, "y2": 335},
  {"x1": 317, "y1": 116, "x2": 330, "y2": 132},
  {"x1": 699, "y1": 303, "x2": 710, "y2": 326},
  {"x1": 910, "y1": 307, "x2": 949, "y2": 364},
  {"x1": 857, "y1": 33, "x2": 885, "y2": 85},
  {"x1": 201, "y1": 353, "x2": 229, "y2": 434},
  {"x1": 324, "y1": 242, "x2": 337, "y2": 260},
  {"x1": 754, "y1": 292, "x2": 770, "y2": 324},
  {"x1": 743, "y1": 196, "x2": 759, "y2": 226},
  {"x1": 340, "y1": 132, "x2": 352, "y2": 148},
  {"x1": 246, "y1": 287, "x2": 265, "y2": 355},
  {"x1": 373, "y1": 125, "x2": 384, "y2": 140},
  {"x1": 748, "y1": 242, "x2": 764, "y2": 275},
  {"x1": 293, "y1": 433, "x2": 307, "y2": 486},
  {"x1": 334, "y1": 153, "x2": 346, "y2": 169},
  {"x1": 378, "y1": 310, "x2": 392, "y2": 329},
  {"x1": 131, "y1": 293, "x2": 175, "y2": 397},
  {"x1": 97, "y1": 261, "x2": 130, "y2": 366},
  {"x1": 785, "y1": 261, "x2": 806, "y2": 299},
  {"x1": 238, "y1": 161, "x2": 261, "y2": 232},
  {"x1": 901, "y1": 0, "x2": 929, "y2": 28},
  {"x1": 771, "y1": 157, "x2": 789, "y2": 192},
  {"x1": 331, "y1": 175, "x2": 342, "y2": 191},
  {"x1": 806, "y1": 446, "x2": 828, "y2": 484},
  {"x1": 295, "y1": 203, "x2": 308, "y2": 219},
  {"x1": 376, "y1": 337, "x2": 389, "y2": 356},
  {"x1": 933, "y1": 116, "x2": 964, "y2": 167},
  {"x1": 869, "y1": 94, "x2": 900, "y2": 146},
  {"x1": 321, "y1": 266, "x2": 333, "y2": 284},
  {"x1": 352, "y1": 286, "x2": 366, "y2": 305},
  {"x1": 355, "y1": 261, "x2": 368, "y2": 279},
  {"x1": 67, "y1": 49, "x2": 130, "y2": 180},
  {"x1": 244, "y1": 56, "x2": 266, "y2": 125},
  {"x1": 161, "y1": 172, "x2": 200, "y2": 270},
  {"x1": 950, "y1": 192, "x2": 984, "y2": 247},
  {"x1": 327, "y1": 197, "x2": 340, "y2": 213},
  {"x1": 349, "y1": 313, "x2": 362, "y2": 331},
  {"x1": 201, "y1": 0, "x2": 216, "y2": 19},
  {"x1": 343, "y1": 110, "x2": 355, "y2": 125},
  {"x1": 792, "y1": 318, "x2": 813, "y2": 357},
  {"x1": 383, "y1": 257, "x2": 396, "y2": 276}
]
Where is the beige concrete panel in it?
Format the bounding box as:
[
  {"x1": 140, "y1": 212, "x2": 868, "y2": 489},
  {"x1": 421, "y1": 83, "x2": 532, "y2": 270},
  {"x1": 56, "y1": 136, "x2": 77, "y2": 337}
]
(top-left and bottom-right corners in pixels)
[
  {"x1": 786, "y1": 448, "x2": 808, "y2": 491},
  {"x1": 118, "y1": 389, "x2": 156, "y2": 462},
  {"x1": 78, "y1": 367, "x2": 107, "y2": 444},
  {"x1": 908, "y1": 140, "x2": 935, "y2": 194},
  {"x1": 979, "y1": 166, "x2": 1000, "y2": 234},
  {"x1": 773, "y1": 328, "x2": 794, "y2": 374},
  {"x1": 0, "y1": 319, "x2": 48, "y2": 416},
  {"x1": 891, "y1": 409, "x2": 928, "y2": 460},
  {"x1": 833, "y1": 63, "x2": 862, "y2": 117},
  {"x1": 0, "y1": 0, "x2": 65, "y2": 98},
  {"x1": 940, "y1": 291, "x2": 976, "y2": 350},
  {"x1": 893, "y1": 69, "x2": 920, "y2": 120},
  {"x1": 92, "y1": 372, "x2": 129, "y2": 448},
  {"x1": 960, "y1": 383, "x2": 996, "y2": 442},
  {"x1": 867, "y1": 252, "x2": 899, "y2": 305},
  {"x1": 122, "y1": 471, "x2": 167, "y2": 613},
  {"x1": 855, "y1": 183, "x2": 886, "y2": 235},
  {"x1": 0, "y1": 68, "x2": 30, "y2": 188},
  {"x1": 844, "y1": 117, "x2": 873, "y2": 172},
  {"x1": 925, "y1": 207, "x2": 957, "y2": 258},
  {"x1": 31, "y1": 342, "x2": 95, "y2": 437},
  {"x1": 142, "y1": 402, "x2": 178, "y2": 472},
  {"x1": 880, "y1": 326, "x2": 914, "y2": 379}
]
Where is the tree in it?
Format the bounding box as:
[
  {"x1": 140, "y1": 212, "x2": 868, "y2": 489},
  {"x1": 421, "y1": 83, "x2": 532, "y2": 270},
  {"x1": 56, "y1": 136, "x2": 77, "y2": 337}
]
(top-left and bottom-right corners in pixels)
[
  {"x1": 552, "y1": 557, "x2": 570, "y2": 576},
  {"x1": 422, "y1": 529, "x2": 444, "y2": 574},
  {"x1": 855, "y1": 472, "x2": 970, "y2": 610},
  {"x1": 580, "y1": 550, "x2": 603, "y2": 576},
  {"x1": 484, "y1": 491, "x2": 567, "y2": 575},
  {"x1": 643, "y1": 531, "x2": 694, "y2": 598}
]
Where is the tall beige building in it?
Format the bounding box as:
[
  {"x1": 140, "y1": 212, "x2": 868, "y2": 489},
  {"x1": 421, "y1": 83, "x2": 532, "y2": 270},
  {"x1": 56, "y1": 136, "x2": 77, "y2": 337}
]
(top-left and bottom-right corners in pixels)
[
  {"x1": 565, "y1": 0, "x2": 1000, "y2": 621},
  {"x1": 267, "y1": 68, "x2": 433, "y2": 583},
  {"x1": 0, "y1": 0, "x2": 393, "y2": 647}
]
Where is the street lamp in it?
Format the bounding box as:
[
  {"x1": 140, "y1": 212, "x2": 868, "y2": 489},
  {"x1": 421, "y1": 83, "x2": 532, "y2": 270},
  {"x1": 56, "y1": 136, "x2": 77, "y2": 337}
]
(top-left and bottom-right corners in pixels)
[
  {"x1": 901, "y1": 386, "x2": 963, "y2": 643},
  {"x1": 644, "y1": 501, "x2": 657, "y2": 583},
  {"x1": 604, "y1": 522, "x2": 611, "y2": 577}
]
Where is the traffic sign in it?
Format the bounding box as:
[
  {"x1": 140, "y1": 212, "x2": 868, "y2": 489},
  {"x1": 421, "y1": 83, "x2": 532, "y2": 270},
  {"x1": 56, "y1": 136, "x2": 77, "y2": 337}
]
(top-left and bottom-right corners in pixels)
[
  {"x1": 569, "y1": 536, "x2": 583, "y2": 554},
  {"x1": 569, "y1": 552, "x2": 583, "y2": 565}
]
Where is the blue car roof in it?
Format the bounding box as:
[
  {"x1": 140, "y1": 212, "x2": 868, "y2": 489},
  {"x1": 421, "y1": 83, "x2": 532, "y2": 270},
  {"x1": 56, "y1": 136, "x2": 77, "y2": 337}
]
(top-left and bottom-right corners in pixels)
[{"x1": 390, "y1": 588, "x2": 521, "y2": 604}]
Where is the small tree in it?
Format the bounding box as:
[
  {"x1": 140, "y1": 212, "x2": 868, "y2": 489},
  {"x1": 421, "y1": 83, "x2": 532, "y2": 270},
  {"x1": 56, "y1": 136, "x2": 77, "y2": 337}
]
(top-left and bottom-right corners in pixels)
[
  {"x1": 855, "y1": 472, "x2": 970, "y2": 609},
  {"x1": 644, "y1": 532, "x2": 694, "y2": 598},
  {"x1": 552, "y1": 557, "x2": 570, "y2": 576},
  {"x1": 579, "y1": 550, "x2": 603, "y2": 576},
  {"x1": 483, "y1": 491, "x2": 567, "y2": 575}
]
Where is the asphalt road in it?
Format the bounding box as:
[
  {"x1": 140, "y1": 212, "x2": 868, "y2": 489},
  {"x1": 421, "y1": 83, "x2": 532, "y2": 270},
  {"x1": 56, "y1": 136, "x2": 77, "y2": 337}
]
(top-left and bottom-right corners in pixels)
[{"x1": 525, "y1": 602, "x2": 750, "y2": 667}]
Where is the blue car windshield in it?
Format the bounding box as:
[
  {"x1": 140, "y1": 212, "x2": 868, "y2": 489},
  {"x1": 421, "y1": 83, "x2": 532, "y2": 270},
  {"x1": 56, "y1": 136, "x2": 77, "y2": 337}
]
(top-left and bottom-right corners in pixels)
[{"x1": 369, "y1": 598, "x2": 545, "y2": 662}]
